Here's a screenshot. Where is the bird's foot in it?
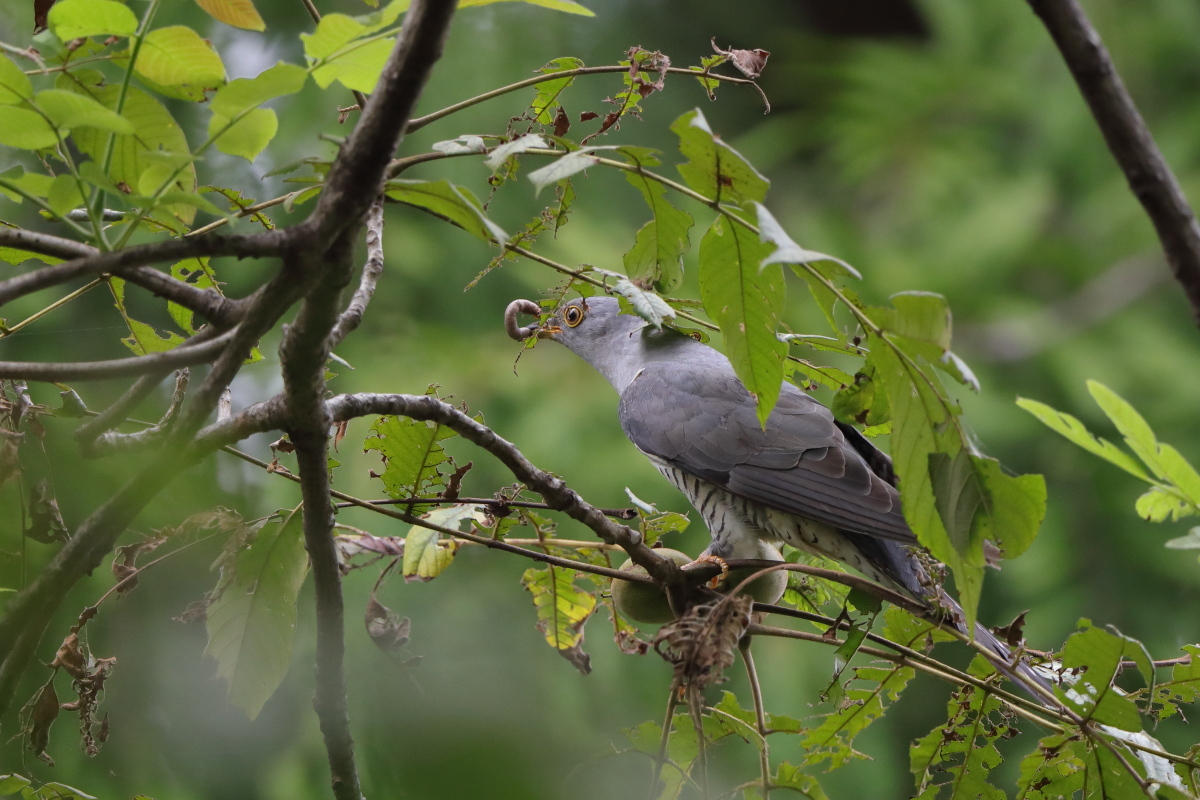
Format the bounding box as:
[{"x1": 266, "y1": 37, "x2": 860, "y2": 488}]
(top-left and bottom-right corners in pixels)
[{"x1": 688, "y1": 554, "x2": 730, "y2": 588}]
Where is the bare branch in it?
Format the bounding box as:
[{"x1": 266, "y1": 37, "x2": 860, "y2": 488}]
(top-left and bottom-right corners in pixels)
[
  {"x1": 0, "y1": 226, "x2": 95, "y2": 260},
  {"x1": 329, "y1": 199, "x2": 385, "y2": 349},
  {"x1": 1027, "y1": 0, "x2": 1200, "y2": 326},
  {"x1": 0, "y1": 328, "x2": 238, "y2": 382},
  {"x1": 80, "y1": 370, "x2": 190, "y2": 457},
  {"x1": 0, "y1": 234, "x2": 266, "y2": 328},
  {"x1": 74, "y1": 371, "x2": 175, "y2": 447}
]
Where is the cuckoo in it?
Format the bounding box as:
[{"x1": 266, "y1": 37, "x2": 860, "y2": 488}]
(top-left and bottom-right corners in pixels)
[{"x1": 505, "y1": 295, "x2": 1050, "y2": 693}]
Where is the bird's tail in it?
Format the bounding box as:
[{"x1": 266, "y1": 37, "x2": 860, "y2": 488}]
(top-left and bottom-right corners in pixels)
[{"x1": 931, "y1": 588, "x2": 1057, "y2": 702}]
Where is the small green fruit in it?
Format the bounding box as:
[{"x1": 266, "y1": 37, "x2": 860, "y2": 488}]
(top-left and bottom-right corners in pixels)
[
  {"x1": 610, "y1": 548, "x2": 691, "y2": 624},
  {"x1": 610, "y1": 545, "x2": 789, "y2": 624}
]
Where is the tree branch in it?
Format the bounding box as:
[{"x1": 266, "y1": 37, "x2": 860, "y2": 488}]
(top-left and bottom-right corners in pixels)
[
  {"x1": 80, "y1": 369, "x2": 189, "y2": 457},
  {"x1": 1026, "y1": 0, "x2": 1200, "y2": 326},
  {"x1": 0, "y1": 226, "x2": 95, "y2": 260},
  {"x1": 329, "y1": 199, "x2": 385, "y2": 349},
  {"x1": 325, "y1": 392, "x2": 684, "y2": 586},
  {"x1": 0, "y1": 328, "x2": 237, "y2": 382},
  {"x1": 304, "y1": 0, "x2": 457, "y2": 245}
]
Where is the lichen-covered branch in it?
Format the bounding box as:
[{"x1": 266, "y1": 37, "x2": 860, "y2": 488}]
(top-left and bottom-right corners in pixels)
[{"x1": 329, "y1": 199, "x2": 385, "y2": 349}]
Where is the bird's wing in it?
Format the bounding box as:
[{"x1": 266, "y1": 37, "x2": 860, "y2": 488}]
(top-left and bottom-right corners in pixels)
[{"x1": 618, "y1": 362, "x2": 916, "y2": 543}]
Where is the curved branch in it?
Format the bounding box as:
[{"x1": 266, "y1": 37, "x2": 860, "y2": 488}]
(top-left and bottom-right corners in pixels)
[
  {"x1": 1027, "y1": 0, "x2": 1200, "y2": 326},
  {"x1": 326, "y1": 392, "x2": 683, "y2": 585}
]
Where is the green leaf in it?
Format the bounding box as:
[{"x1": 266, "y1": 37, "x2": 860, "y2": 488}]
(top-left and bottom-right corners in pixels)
[
  {"x1": 47, "y1": 174, "x2": 86, "y2": 217},
  {"x1": 167, "y1": 257, "x2": 220, "y2": 333},
  {"x1": 1135, "y1": 487, "x2": 1193, "y2": 522},
  {"x1": 311, "y1": 38, "x2": 395, "y2": 93},
  {"x1": 204, "y1": 508, "x2": 309, "y2": 720},
  {"x1": 1072, "y1": 739, "x2": 1147, "y2": 800},
  {"x1": 527, "y1": 150, "x2": 601, "y2": 194},
  {"x1": 301, "y1": 0, "x2": 406, "y2": 60},
  {"x1": 770, "y1": 763, "x2": 828, "y2": 800},
  {"x1": 133, "y1": 26, "x2": 226, "y2": 102},
  {"x1": 871, "y1": 336, "x2": 979, "y2": 621},
  {"x1": 802, "y1": 663, "x2": 914, "y2": 769},
  {"x1": 68, "y1": 82, "x2": 197, "y2": 223},
  {"x1": 910, "y1": 659, "x2": 1009, "y2": 800},
  {"x1": 0, "y1": 107, "x2": 58, "y2": 150},
  {"x1": 1087, "y1": 380, "x2": 1164, "y2": 479},
  {"x1": 698, "y1": 214, "x2": 787, "y2": 426},
  {"x1": 210, "y1": 62, "x2": 308, "y2": 119},
  {"x1": 1057, "y1": 621, "x2": 1144, "y2": 732},
  {"x1": 531, "y1": 56, "x2": 584, "y2": 123},
  {"x1": 606, "y1": 275, "x2": 675, "y2": 329},
  {"x1": 1016, "y1": 397, "x2": 1153, "y2": 482},
  {"x1": 671, "y1": 108, "x2": 769, "y2": 206},
  {"x1": 0, "y1": 167, "x2": 55, "y2": 201},
  {"x1": 0, "y1": 775, "x2": 31, "y2": 795},
  {"x1": 1157, "y1": 443, "x2": 1200, "y2": 506},
  {"x1": 195, "y1": 0, "x2": 266, "y2": 31},
  {"x1": 484, "y1": 133, "x2": 549, "y2": 171},
  {"x1": 1152, "y1": 644, "x2": 1200, "y2": 719},
  {"x1": 0, "y1": 57, "x2": 33, "y2": 105},
  {"x1": 385, "y1": 179, "x2": 506, "y2": 243},
  {"x1": 970, "y1": 454, "x2": 1045, "y2": 561},
  {"x1": 754, "y1": 202, "x2": 860, "y2": 278},
  {"x1": 521, "y1": 565, "x2": 596, "y2": 673},
  {"x1": 622, "y1": 161, "x2": 693, "y2": 293},
  {"x1": 460, "y1": 0, "x2": 595, "y2": 14},
  {"x1": 209, "y1": 108, "x2": 277, "y2": 162},
  {"x1": 26, "y1": 783, "x2": 97, "y2": 800},
  {"x1": 1014, "y1": 734, "x2": 1085, "y2": 800},
  {"x1": 48, "y1": 0, "x2": 138, "y2": 40},
  {"x1": 35, "y1": 89, "x2": 134, "y2": 134},
  {"x1": 109, "y1": 277, "x2": 186, "y2": 354},
  {"x1": 401, "y1": 505, "x2": 483, "y2": 582},
  {"x1": 363, "y1": 414, "x2": 452, "y2": 502}
]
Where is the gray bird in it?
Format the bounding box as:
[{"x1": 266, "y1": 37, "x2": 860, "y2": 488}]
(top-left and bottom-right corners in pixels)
[{"x1": 515, "y1": 295, "x2": 1050, "y2": 694}]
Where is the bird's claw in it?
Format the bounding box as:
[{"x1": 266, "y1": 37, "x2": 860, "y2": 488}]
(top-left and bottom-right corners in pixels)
[{"x1": 688, "y1": 554, "x2": 730, "y2": 588}]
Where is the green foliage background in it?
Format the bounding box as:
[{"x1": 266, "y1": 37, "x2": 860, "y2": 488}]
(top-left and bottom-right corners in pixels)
[{"x1": 2, "y1": 0, "x2": 1200, "y2": 797}]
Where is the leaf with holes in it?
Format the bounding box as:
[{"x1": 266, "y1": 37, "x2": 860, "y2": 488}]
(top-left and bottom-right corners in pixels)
[
  {"x1": 363, "y1": 414, "x2": 454, "y2": 505},
  {"x1": 522, "y1": 565, "x2": 596, "y2": 674},
  {"x1": 671, "y1": 108, "x2": 769, "y2": 207}
]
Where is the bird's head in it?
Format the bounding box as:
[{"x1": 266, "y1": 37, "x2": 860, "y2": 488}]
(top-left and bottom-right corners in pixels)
[{"x1": 505, "y1": 296, "x2": 659, "y2": 392}]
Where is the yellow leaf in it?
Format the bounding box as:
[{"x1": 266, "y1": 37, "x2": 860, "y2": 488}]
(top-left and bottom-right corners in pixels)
[{"x1": 194, "y1": 0, "x2": 265, "y2": 31}]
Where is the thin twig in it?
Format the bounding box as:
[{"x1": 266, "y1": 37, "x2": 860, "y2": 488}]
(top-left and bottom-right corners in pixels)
[
  {"x1": 0, "y1": 328, "x2": 236, "y2": 382},
  {"x1": 405, "y1": 65, "x2": 766, "y2": 134},
  {"x1": 332, "y1": 494, "x2": 637, "y2": 520},
  {"x1": 739, "y1": 640, "x2": 771, "y2": 799},
  {"x1": 1026, "y1": 0, "x2": 1200, "y2": 327}
]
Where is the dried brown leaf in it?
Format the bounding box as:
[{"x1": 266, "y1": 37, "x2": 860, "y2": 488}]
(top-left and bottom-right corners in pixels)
[
  {"x1": 653, "y1": 595, "x2": 753, "y2": 689},
  {"x1": 710, "y1": 38, "x2": 770, "y2": 78},
  {"x1": 26, "y1": 480, "x2": 68, "y2": 544}
]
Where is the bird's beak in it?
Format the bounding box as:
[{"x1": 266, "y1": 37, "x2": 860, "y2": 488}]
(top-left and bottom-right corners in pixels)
[{"x1": 536, "y1": 324, "x2": 561, "y2": 339}]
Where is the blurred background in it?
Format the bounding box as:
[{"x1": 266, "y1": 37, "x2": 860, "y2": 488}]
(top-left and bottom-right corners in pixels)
[{"x1": 2, "y1": 0, "x2": 1200, "y2": 796}]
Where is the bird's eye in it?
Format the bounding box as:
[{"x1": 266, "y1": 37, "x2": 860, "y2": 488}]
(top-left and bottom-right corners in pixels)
[{"x1": 563, "y1": 305, "x2": 584, "y2": 327}]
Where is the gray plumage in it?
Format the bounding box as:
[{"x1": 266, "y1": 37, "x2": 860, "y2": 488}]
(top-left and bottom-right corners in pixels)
[
  {"x1": 546, "y1": 295, "x2": 925, "y2": 595},
  {"x1": 540, "y1": 295, "x2": 1054, "y2": 696}
]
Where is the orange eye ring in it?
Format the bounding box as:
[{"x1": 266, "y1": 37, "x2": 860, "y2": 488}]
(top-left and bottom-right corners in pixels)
[{"x1": 563, "y1": 305, "x2": 584, "y2": 327}]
